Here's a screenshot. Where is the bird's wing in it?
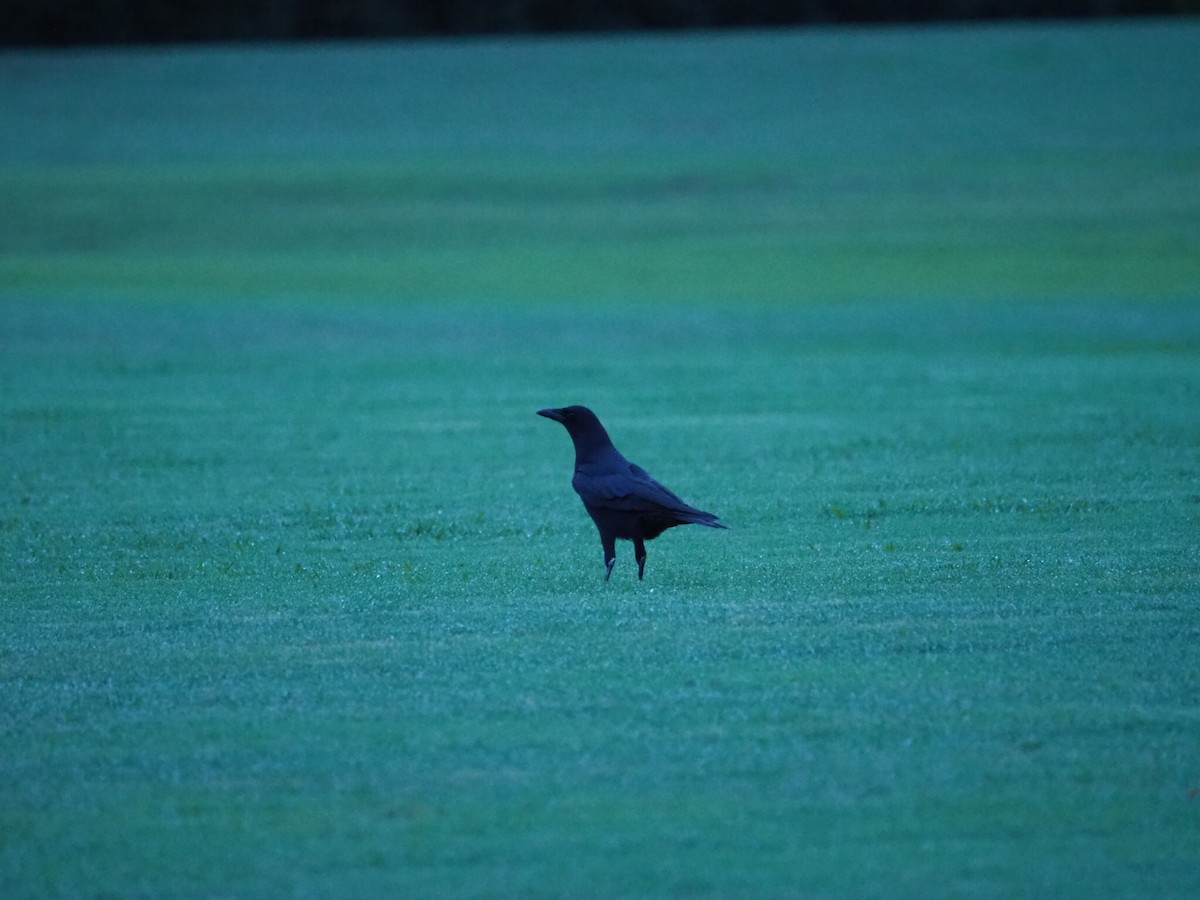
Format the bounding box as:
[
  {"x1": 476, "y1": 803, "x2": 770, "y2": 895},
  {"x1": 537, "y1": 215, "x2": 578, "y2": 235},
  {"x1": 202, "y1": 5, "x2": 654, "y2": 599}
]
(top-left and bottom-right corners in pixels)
[{"x1": 576, "y1": 462, "x2": 695, "y2": 514}]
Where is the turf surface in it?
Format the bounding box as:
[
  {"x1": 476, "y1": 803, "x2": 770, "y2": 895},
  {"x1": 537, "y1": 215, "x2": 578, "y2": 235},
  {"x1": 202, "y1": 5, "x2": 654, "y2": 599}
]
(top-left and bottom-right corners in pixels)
[{"x1": 2, "y1": 19, "x2": 1199, "y2": 899}]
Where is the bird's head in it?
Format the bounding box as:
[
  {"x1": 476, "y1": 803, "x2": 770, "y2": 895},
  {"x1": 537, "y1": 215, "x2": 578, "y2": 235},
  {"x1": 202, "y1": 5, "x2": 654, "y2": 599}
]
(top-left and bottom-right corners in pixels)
[{"x1": 537, "y1": 405, "x2": 614, "y2": 456}]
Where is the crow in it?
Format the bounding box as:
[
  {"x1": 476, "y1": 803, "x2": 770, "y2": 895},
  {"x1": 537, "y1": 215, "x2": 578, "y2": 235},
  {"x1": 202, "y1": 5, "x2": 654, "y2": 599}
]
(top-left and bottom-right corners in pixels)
[{"x1": 537, "y1": 405, "x2": 727, "y2": 581}]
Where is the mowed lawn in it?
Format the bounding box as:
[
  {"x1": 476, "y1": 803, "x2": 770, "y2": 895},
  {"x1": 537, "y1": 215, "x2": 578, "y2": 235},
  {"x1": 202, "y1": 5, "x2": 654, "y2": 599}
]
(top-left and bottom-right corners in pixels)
[{"x1": 2, "y1": 20, "x2": 1199, "y2": 899}]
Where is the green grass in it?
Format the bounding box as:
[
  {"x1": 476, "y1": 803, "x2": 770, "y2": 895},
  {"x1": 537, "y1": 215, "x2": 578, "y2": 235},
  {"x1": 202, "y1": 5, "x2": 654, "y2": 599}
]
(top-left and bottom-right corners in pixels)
[
  {"x1": 3, "y1": 19, "x2": 1200, "y2": 899},
  {"x1": 2, "y1": 22, "x2": 1198, "y2": 304}
]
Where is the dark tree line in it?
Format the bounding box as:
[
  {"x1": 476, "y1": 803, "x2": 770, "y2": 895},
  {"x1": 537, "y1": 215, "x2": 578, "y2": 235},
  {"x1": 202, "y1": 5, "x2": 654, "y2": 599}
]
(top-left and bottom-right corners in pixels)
[{"x1": 5, "y1": 0, "x2": 1195, "y2": 47}]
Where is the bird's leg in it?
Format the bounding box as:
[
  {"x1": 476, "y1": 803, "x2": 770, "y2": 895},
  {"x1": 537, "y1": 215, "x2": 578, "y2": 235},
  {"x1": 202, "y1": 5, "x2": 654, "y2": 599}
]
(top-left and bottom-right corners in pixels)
[
  {"x1": 601, "y1": 533, "x2": 617, "y2": 582},
  {"x1": 604, "y1": 557, "x2": 616, "y2": 581},
  {"x1": 633, "y1": 538, "x2": 647, "y2": 580}
]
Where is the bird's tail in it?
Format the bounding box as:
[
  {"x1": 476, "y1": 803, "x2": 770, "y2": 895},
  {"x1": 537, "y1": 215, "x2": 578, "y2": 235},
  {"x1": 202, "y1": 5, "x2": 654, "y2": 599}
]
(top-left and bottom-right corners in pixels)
[{"x1": 680, "y1": 508, "x2": 728, "y2": 529}]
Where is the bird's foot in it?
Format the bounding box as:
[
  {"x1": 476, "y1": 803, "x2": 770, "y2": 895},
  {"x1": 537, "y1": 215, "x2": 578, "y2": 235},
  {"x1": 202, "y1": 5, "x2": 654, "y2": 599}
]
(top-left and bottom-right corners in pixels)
[{"x1": 636, "y1": 554, "x2": 646, "y2": 580}]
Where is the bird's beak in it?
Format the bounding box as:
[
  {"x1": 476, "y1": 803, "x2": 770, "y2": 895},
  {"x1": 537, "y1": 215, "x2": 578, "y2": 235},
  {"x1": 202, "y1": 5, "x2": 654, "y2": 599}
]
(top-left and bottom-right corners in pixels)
[{"x1": 537, "y1": 407, "x2": 565, "y2": 423}]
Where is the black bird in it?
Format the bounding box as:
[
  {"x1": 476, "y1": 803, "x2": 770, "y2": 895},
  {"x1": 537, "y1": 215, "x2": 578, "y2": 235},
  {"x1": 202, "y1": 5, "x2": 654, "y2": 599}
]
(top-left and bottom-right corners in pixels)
[{"x1": 537, "y1": 405, "x2": 727, "y2": 581}]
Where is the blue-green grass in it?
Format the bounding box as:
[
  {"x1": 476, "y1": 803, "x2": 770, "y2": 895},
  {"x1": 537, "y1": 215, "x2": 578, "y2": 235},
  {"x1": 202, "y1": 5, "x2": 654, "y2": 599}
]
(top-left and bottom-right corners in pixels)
[{"x1": 2, "y1": 19, "x2": 1200, "y2": 899}]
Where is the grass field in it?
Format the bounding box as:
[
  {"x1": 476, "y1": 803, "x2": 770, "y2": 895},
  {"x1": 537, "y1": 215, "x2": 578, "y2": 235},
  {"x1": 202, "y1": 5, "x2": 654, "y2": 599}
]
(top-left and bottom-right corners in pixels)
[{"x1": 3, "y1": 19, "x2": 1200, "y2": 899}]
